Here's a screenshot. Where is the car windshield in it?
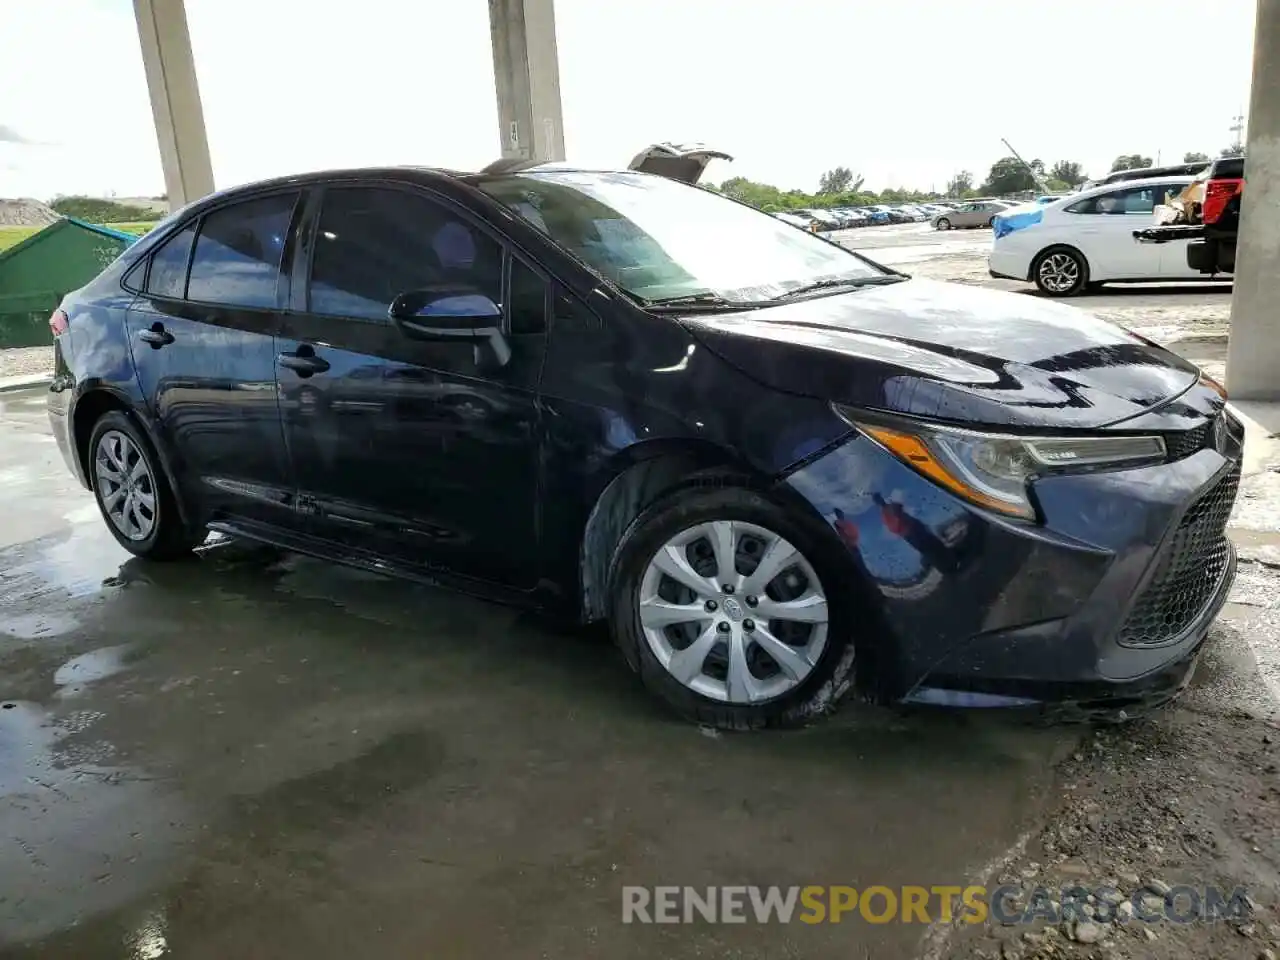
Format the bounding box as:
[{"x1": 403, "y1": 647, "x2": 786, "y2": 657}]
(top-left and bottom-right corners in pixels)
[{"x1": 478, "y1": 170, "x2": 884, "y2": 304}]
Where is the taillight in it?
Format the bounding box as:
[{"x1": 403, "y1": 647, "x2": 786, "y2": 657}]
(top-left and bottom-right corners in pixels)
[
  {"x1": 49, "y1": 309, "x2": 69, "y2": 337},
  {"x1": 1202, "y1": 178, "x2": 1243, "y2": 225}
]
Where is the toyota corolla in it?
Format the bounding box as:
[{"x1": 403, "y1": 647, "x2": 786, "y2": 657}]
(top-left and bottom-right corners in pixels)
[{"x1": 46, "y1": 163, "x2": 1242, "y2": 729}]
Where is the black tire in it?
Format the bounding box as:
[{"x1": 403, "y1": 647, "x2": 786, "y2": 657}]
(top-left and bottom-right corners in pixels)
[
  {"x1": 1032, "y1": 246, "x2": 1090, "y2": 297},
  {"x1": 88, "y1": 411, "x2": 202, "y2": 560},
  {"x1": 936, "y1": 218, "x2": 951, "y2": 230},
  {"x1": 986, "y1": 216, "x2": 996, "y2": 228},
  {"x1": 608, "y1": 485, "x2": 858, "y2": 730}
]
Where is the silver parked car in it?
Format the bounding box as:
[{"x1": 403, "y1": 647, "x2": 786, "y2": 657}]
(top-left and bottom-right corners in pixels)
[{"x1": 932, "y1": 200, "x2": 1015, "y2": 230}]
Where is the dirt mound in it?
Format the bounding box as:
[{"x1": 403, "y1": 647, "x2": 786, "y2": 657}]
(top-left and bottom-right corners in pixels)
[{"x1": 0, "y1": 199, "x2": 59, "y2": 227}]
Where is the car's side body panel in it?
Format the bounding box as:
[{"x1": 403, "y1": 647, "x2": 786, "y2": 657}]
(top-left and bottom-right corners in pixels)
[{"x1": 47, "y1": 164, "x2": 1244, "y2": 718}]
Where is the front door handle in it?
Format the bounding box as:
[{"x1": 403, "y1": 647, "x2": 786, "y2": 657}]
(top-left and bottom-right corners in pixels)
[
  {"x1": 278, "y1": 350, "x2": 331, "y2": 377},
  {"x1": 137, "y1": 323, "x2": 174, "y2": 348}
]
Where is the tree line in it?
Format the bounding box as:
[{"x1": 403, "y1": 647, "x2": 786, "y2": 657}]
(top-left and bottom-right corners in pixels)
[
  {"x1": 716, "y1": 145, "x2": 1243, "y2": 214},
  {"x1": 50, "y1": 196, "x2": 166, "y2": 224}
]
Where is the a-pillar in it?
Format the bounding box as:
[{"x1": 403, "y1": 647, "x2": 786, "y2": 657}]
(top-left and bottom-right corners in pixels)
[
  {"x1": 1226, "y1": 0, "x2": 1280, "y2": 399},
  {"x1": 488, "y1": 0, "x2": 566, "y2": 162},
  {"x1": 132, "y1": 0, "x2": 215, "y2": 209}
]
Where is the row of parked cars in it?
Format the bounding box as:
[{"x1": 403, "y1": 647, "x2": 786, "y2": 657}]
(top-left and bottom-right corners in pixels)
[{"x1": 772, "y1": 201, "x2": 963, "y2": 231}]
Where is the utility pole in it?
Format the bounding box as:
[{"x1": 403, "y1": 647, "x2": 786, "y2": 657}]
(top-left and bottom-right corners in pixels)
[
  {"x1": 1230, "y1": 112, "x2": 1246, "y2": 145},
  {"x1": 1001, "y1": 138, "x2": 1047, "y2": 190}
]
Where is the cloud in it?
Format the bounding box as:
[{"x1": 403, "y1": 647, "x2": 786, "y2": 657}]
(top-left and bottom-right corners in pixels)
[{"x1": 0, "y1": 124, "x2": 32, "y2": 144}]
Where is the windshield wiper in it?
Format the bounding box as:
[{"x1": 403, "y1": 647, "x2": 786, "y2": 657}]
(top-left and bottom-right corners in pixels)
[
  {"x1": 645, "y1": 293, "x2": 761, "y2": 313},
  {"x1": 775, "y1": 275, "x2": 907, "y2": 300}
]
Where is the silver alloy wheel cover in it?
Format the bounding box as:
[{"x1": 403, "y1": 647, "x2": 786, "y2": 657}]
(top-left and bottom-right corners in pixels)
[
  {"x1": 637, "y1": 520, "x2": 830, "y2": 704},
  {"x1": 95, "y1": 429, "x2": 158, "y2": 541},
  {"x1": 1038, "y1": 252, "x2": 1080, "y2": 293},
  {"x1": 937, "y1": 218, "x2": 950, "y2": 230}
]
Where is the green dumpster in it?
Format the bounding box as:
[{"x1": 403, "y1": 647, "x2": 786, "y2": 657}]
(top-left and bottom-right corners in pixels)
[{"x1": 0, "y1": 218, "x2": 137, "y2": 347}]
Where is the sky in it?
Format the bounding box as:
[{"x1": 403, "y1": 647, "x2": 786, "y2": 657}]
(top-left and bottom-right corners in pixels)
[{"x1": 0, "y1": 0, "x2": 1261, "y2": 201}]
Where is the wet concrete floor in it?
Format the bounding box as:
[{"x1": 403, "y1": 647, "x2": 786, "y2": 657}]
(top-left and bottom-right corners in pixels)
[
  {"x1": 4, "y1": 288, "x2": 1278, "y2": 957},
  {"x1": 0, "y1": 386, "x2": 1080, "y2": 958}
]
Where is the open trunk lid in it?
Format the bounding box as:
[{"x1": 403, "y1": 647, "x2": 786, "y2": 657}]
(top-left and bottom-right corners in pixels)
[{"x1": 626, "y1": 143, "x2": 733, "y2": 184}]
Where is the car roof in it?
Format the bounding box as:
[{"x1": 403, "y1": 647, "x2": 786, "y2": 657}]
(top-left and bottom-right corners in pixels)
[
  {"x1": 1094, "y1": 162, "x2": 1207, "y2": 185},
  {"x1": 1060, "y1": 175, "x2": 1195, "y2": 202},
  {"x1": 162, "y1": 164, "x2": 723, "y2": 228}
]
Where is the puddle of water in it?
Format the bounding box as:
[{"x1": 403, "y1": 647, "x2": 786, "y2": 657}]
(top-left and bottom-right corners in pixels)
[
  {"x1": 1198, "y1": 609, "x2": 1280, "y2": 719},
  {"x1": 64, "y1": 502, "x2": 103, "y2": 526},
  {"x1": 38, "y1": 530, "x2": 130, "y2": 598},
  {"x1": 1227, "y1": 566, "x2": 1280, "y2": 608},
  {"x1": 0, "y1": 701, "x2": 188, "y2": 946},
  {"x1": 0, "y1": 611, "x2": 82, "y2": 640},
  {"x1": 1233, "y1": 472, "x2": 1280, "y2": 533},
  {"x1": 54, "y1": 644, "x2": 133, "y2": 698},
  {"x1": 126, "y1": 907, "x2": 171, "y2": 959},
  {"x1": 0, "y1": 530, "x2": 131, "y2": 641}
]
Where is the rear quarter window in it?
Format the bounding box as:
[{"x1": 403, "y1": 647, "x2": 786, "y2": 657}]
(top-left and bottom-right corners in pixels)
[
  {"x1": 186, "y1": 193, "x2": 299, "y2": 308},
  {"x1": 144, "y1": 224, "x2": 197, "y2": 299}
]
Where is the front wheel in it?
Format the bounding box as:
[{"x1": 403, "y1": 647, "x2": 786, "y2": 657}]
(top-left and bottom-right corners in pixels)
[
  {"x1": 1033, "y1": 247, "x2": 1089, "y2": 297},
  {"x1": 89, "y1": 411, "x2": 202, "y2": 559},
  {"x1": 935, "y1": 218, "x2": 951, "y2": 230},
  {"x1": 609, "y1": 486, "x2": 856, "y2": 730}
]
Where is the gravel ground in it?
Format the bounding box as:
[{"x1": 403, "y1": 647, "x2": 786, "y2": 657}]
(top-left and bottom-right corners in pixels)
[
  {"x1": 891, "y1": 235, "x2": 1280, "y2": 960},
  {"x1": 935, "y1": 438, "x2": 1280, "y2": 960},
  {"x1": 941, "y1": 708, "x2": 1280, "y2": 960},
  {"x1": 0, "y1": 345, "x2": 53, "y2": 380}
]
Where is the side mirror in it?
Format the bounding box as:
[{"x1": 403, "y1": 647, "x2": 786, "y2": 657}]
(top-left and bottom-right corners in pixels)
[{"x1": 388, "y1": 286, "x2": 510, "y2": 366}]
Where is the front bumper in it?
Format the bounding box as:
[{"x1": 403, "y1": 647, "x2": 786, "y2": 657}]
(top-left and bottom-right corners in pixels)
[{"x1": 785, "y1": 406, "x2": 1243, "y2": 710}]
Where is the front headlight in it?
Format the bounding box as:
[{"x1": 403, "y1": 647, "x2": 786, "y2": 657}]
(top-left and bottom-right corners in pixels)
[{"x1": 834, "y1": 406, "x2": 1167, "y2": 520}]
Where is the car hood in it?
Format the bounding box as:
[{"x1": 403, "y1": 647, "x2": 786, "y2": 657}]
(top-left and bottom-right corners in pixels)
[{"x1": 682, "y1": 279, "x2": 1199, "y2": 429}]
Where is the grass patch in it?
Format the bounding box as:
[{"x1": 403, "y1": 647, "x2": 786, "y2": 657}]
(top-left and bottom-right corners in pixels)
[
  {"x1": 0, "y1": 226, "x2": 36, "y2": 252},
  {"x1": 0, "y1": 220, "x2": 156, "y2": 252},
  {"x1": 108, "y1": 221, "x2": 157, "y2": 236}
]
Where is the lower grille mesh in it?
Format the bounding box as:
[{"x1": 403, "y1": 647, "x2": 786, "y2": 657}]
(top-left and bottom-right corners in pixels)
[{"x1": 1116, "y1": 465, "x2": 1240, "y2": 648}]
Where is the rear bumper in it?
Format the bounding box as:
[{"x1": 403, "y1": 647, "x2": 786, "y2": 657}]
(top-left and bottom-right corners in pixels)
[
  {"x1": 987, "y1": 247, "x2": 1031, "y2": 283},
  {"x1": 1187, "y1": 236, "x2": 1235, "y2": 274},
  {"x1": 46, "y1": 384, "x2": 87, "y2": 489}
]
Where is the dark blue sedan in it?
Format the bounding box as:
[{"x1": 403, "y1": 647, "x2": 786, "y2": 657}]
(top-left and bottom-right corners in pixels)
[{"x1": 45, "y1": 164, "x2": 1242, "y2": 729}]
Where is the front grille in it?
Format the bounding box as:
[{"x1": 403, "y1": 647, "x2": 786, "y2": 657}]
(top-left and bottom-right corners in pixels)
[
  {"x1": 1116, "y1": 464, "x2": 1240, "y2": 647},
  {"x1": 1164, "y1": 421, "x2": 1211, "y2": 461}
]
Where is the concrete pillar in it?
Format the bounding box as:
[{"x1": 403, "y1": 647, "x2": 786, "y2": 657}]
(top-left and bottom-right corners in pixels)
[
  {"x1": 133, "y1": 0, "x2": 215, "y2": 209},
  {"x1": 488, "y1": 0, "x2": 566, "y2": 163},
  {"x1": 1226, "y1": 0, "x2": 1280, "y2": 400}
]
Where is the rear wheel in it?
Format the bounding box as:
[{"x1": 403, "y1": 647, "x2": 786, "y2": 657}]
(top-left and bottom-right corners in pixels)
[
  {"x1": 609, "y1": 487, "x2": 856, "y2": 730},
  {"x1": 89, "y1": 411, "x2": 201, "y2": 560},
  {"x1": 1033, "y1": 247, "x2": 1089, "y2": 297}
]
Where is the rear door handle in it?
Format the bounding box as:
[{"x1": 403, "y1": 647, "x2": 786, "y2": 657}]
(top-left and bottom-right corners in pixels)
[
  {"x1": 278, "y1": 351, "x2": 331, "y2": 377},
  {"x1": 137, "y1": 323, "x2": 174, "y2": 348}
]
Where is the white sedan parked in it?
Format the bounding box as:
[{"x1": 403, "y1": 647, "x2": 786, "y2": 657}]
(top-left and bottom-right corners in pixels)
[{"x1": 987, "y1": 177, "x2": 1202, "y2": 296}]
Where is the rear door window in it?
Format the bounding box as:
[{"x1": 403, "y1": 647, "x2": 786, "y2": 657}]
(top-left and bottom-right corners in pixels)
[
  {"x1": 187, "y1": 192, "x2": 299, "y2": 308},
  {"x1": 1066, "y1": 186, "x2": 1157, "y2": 216},
  {"x1": 1118, "y1": 186, "x2": 1156, "y2": 214}
]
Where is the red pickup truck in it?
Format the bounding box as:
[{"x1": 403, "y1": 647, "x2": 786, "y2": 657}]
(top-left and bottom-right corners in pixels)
[{"x1": 1134, "y1": 155, "x2": 1244, "y2": 275}]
